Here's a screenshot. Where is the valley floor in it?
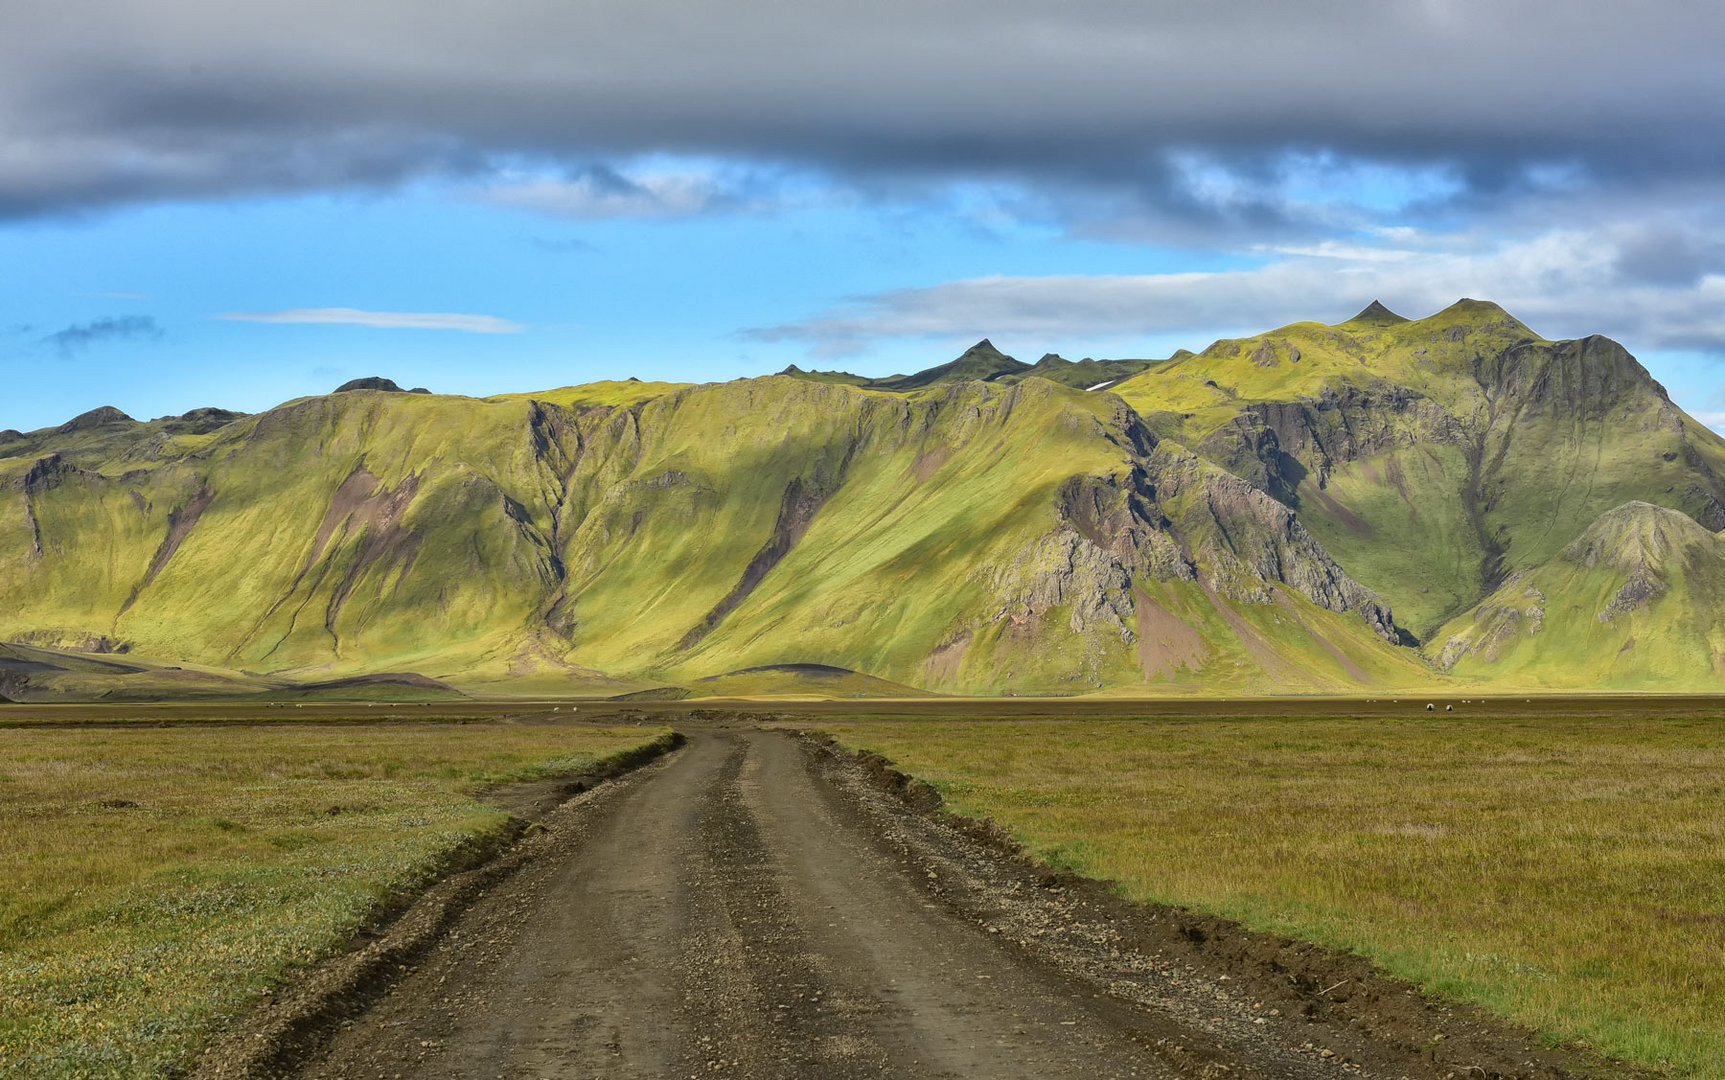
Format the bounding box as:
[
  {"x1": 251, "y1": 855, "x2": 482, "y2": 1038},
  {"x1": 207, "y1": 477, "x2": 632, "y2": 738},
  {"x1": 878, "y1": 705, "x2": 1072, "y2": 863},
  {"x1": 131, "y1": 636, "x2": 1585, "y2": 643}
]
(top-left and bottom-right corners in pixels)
[{"x1": 6, "y1": 699, "x2": 1714, "y2": 1078}]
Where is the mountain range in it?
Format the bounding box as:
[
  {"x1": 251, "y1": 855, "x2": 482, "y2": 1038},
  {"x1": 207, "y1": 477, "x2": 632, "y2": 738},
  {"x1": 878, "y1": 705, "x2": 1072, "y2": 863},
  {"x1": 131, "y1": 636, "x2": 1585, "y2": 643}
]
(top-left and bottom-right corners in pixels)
[{"x1": 5, "y1": 298, "x2": 1722, "y2": 699}]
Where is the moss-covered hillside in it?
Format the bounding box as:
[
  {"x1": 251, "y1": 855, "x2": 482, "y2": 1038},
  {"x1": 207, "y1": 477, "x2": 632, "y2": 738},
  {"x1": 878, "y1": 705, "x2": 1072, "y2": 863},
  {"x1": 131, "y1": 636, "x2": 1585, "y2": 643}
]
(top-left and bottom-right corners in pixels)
[
  {"x1": 1115, "y1": 300, "x2": 1725, "y2": 644},
  {"x1": 5, "y1": 300, "x2": 1723, "y2": 696}
]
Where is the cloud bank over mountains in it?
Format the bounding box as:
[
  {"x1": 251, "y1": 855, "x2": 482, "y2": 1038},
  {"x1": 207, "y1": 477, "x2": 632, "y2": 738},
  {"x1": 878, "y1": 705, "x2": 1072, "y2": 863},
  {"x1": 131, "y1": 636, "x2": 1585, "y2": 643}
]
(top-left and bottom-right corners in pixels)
[
  {"x1": 4, "y1": 0, "x2": 1723, "y2": 361},
  {"x1": 751, "y1": 225, "x2": 1725, "y2": 356},
  {"x1": 6, "y1": 1, "x2": 1723, "y2": 221}
]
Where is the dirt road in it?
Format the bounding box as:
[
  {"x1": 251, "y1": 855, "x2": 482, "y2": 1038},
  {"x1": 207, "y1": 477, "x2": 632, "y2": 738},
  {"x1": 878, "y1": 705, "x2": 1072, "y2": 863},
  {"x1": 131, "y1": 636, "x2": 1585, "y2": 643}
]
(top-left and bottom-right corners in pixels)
[{"x1": 285, "y1": 730, "x2": 1599, "y2": 1080}]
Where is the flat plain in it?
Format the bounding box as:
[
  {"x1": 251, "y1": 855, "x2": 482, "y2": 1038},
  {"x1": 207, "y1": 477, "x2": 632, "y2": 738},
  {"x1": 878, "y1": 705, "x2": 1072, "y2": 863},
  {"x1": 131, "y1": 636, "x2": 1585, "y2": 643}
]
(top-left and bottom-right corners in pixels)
[
  {"x1": 813, "y1": 707, "x2": 1725, "y2": 1077},
  {"x1": 3, "y1": 697, "x2": 1720, "y2": 1078}
]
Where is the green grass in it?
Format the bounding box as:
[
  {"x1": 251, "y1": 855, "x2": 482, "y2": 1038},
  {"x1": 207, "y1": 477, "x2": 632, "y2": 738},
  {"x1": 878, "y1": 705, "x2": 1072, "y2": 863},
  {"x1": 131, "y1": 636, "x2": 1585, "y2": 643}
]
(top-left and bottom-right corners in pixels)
[
  {"x1": 1292, "y1": 444, "x2": 1484, "y2": 639},
  {"x1": 0, "y1": 722, "x2": 671, "y2": 1078},
  {"x1": 819, "y1": 714, "x2": 1725, "y2": 1077}
]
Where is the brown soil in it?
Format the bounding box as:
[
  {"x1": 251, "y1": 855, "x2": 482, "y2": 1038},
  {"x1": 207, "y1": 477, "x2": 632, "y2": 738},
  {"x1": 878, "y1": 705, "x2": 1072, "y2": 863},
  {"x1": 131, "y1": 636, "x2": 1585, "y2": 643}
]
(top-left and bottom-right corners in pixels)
[
  {"x1": 913, "y1": 445, "x2": 951, "y2": 482},
  {"x1": 194, "y1": 733, "x2": 680, "y2": 1079},
  {"x1": 199, "y1": 725, "x2": 1646, "y2": 1080},
  {"x1": 921, "y1": 631, "x2": 971, "y2": 685},
  {"x1": 1134, "y1": 588, "x2": 1207, "y2": 680}
]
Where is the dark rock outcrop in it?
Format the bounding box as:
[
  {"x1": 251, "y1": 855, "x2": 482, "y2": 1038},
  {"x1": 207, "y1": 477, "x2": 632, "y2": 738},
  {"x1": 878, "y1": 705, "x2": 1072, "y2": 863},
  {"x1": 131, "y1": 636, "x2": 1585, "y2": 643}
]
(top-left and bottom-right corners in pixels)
[
  {"x1": 1348, "y1": 300, "x2": 1409, "y2": 325},
  {"x1": 1199, "y1": 384, "x2": 1464, "y2": 504},
  {"x1": 161, "y1": 408, "x2": 247, "y2": 435},
  {"x1": 56, "y1": 406, "x2": 135, "y2": 433},
  {"x1": 334, "y1": 377, "x2": 409, "y2": 394}
]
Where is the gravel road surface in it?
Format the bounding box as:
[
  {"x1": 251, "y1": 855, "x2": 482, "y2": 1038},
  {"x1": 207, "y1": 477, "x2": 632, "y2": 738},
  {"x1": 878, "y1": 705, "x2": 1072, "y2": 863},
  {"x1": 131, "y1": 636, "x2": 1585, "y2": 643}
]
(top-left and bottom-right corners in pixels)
[{"x1": 283, "y1": 729, "x2": 1613, "y2": 1080}]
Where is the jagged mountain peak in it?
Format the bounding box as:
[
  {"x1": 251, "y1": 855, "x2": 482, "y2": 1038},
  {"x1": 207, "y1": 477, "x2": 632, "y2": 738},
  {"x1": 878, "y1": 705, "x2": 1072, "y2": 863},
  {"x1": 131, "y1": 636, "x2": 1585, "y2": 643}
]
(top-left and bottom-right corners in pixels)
[
  {"x1": 1345, "y1": 300, "x2": 1409, "y2": 326},
  {"x1": 961, "y1": 337, "x2": 1006, "y2": 357},
  {"x1": 868, "y1": 338, "x2": 1031, "y2": 391}
]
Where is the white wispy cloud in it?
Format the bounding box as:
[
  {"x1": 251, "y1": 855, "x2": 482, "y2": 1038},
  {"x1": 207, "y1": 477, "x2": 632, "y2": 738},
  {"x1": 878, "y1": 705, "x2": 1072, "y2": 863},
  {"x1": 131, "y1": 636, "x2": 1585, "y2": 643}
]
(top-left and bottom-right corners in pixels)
[
  {"x1": 746, "y1": 224, "x2": 1725, "y2": 359},
  {"x1": 218, "y1": 307, "x2": 523, "y2": 334}
]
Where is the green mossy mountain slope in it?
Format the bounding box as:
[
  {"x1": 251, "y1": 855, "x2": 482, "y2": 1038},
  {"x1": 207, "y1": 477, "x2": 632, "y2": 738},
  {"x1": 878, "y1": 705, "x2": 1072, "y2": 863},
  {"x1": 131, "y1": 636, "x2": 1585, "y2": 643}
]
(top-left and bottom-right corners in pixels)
[
  {"x1": 4, "y1": 299, "x2": 1724, "y2": 696},
  {"x1": 0, "y1": 377, "x2": 1418, "y2": 695},
  {"x1": 1114, "y1": 300, "x2": 1725, "y2": 641},
  {"x1": 1432, "y1": 502, "x2": 1725, "y2": 688}
]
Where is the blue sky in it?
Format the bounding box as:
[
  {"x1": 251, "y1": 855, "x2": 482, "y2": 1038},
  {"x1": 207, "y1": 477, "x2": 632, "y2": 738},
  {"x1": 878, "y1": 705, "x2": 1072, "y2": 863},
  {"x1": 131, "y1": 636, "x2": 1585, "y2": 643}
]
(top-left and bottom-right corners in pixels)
[
  {"x1": 2, "y1": 182, "x2": 1266, "y2": 430},
  {"x1": 5, "y1": 1, "x2": 1725, "y2": 432}
]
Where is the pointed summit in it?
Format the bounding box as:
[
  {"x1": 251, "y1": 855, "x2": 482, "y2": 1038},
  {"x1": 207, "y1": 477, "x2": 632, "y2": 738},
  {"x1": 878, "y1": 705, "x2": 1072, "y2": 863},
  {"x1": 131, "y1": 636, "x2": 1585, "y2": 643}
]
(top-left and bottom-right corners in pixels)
[
  {"x1": 55, "y1": 406, "x2": 135, "y2": 434},
  {"x1": 867, "y1": 338, "x2": 1030, "y2": 390},
  {"x1": 1347, "y1": 300, "x2": 1408, "y2": 326}
]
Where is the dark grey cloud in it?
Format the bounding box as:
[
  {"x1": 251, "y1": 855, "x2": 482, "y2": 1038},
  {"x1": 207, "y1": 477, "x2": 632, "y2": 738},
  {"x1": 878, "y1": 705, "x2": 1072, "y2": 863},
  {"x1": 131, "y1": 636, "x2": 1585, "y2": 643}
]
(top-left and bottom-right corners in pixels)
[
  {"x1": 3, "y1": 1, "x2": 1724, "y2": 226},
  {"x1": 1611, "y1": 226, "x2": 1725, "y2": 288},
  {"x1": 40, "y1": 315, "x2": 164, "y2": 356}
]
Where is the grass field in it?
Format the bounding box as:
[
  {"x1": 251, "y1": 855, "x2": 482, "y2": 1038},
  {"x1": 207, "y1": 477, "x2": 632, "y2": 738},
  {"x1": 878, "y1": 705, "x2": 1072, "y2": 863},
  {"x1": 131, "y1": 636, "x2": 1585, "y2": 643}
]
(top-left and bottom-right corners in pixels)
[
  {"x1": 0, "y1": 721, "x2": 671, "y2": 1078},
  {"x1": 818, "y1": 713, "x2": 1725, "y2": 1077}
]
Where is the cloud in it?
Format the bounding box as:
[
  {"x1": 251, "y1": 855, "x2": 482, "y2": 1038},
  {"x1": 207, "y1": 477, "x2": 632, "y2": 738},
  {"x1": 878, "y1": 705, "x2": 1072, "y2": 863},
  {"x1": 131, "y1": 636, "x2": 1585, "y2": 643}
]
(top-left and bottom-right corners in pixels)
[
  {"x1": 483, "y1": 163, "x2": 775, "y2": 220},
  {"x1": 746, "y1": 224, "x2": 1725, "y2": 359},
  {"x1": 39, "y1": 314, "x2": 163, "y2": 355},
  {"x1": 522, "y1": 234, "x2": 599, "y2": 254},
  {"x1": 4, "y1": 1, "x2": 1725, "y2": 230},
  {"x1": 218, "y1": 307, "x2": 523, "y2": 333}
]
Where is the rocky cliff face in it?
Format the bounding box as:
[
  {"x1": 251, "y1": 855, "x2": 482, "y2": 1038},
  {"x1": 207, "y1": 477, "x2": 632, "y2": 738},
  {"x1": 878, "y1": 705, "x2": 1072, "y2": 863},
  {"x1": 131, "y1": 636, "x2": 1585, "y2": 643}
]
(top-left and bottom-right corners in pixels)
[{"x1": 1197, "y1": 384, "x2": 1466, "y2": 505}]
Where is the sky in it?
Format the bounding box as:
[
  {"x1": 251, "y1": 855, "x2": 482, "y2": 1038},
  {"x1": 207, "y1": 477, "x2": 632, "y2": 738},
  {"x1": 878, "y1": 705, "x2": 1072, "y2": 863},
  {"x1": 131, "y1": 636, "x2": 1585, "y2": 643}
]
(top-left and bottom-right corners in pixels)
[{"x1": 4, "y1": 0, "x2": 1725, "y2": 432}]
